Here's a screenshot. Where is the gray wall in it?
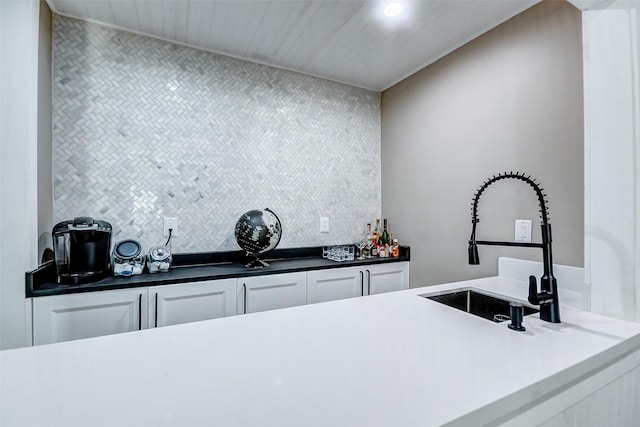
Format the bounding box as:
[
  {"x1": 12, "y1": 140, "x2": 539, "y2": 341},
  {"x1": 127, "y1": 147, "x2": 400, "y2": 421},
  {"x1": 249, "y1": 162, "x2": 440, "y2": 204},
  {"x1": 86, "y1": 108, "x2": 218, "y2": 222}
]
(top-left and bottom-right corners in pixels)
[
  {"x1": 52, "y1": 17, "x2": 381, "y2": 253},
  {"x1": 381, "y1": 1, "x2": 584, "y2": 287}
]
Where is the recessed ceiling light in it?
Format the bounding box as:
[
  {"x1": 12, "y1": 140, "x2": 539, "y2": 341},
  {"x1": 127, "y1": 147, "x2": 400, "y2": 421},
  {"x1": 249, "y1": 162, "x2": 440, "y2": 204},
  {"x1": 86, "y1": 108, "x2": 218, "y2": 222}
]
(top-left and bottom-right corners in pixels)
[{"x1": 384, "y1": 2, "x2": 404, "y2": 17}]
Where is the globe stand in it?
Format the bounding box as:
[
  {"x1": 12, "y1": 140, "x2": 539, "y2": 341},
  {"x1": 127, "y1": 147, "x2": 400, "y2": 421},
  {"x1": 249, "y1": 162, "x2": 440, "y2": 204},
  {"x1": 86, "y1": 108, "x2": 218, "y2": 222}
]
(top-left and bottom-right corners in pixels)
[{"x1": 244, "y1": 253, "x2": 270, "y2": 268}]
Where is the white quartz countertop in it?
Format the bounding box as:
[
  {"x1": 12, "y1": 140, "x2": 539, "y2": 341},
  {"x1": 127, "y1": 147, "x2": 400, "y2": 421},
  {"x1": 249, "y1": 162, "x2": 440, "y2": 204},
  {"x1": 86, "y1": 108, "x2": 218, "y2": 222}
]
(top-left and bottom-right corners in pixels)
[{"x1": 2, "y1": 276, "x2": 640, "y2": 427}]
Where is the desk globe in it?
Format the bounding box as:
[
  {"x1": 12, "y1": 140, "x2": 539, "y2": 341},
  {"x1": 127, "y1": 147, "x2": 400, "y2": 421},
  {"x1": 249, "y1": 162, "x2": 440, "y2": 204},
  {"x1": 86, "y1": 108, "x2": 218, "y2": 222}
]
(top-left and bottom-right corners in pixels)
[{"x1": 234, "y1": 208, "x2": 282, "y2": 268}]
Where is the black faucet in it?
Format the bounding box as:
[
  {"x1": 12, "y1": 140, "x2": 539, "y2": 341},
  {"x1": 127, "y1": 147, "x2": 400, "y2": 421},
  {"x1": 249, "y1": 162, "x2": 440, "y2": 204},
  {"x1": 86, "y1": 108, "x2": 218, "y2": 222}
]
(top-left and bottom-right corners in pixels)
[{"x1": 468, "y1": 172, "x2": 561, "y2": 323}]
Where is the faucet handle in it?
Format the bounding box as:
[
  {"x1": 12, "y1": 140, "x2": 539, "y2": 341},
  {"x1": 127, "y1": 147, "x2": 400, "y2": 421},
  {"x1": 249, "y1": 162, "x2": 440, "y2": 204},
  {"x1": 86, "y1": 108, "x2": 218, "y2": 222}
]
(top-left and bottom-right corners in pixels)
[
  {"x1": 528, "y1": 275, "x2": 555, "y2": 306},
  {"x1": 528, "y1": 275, "x2": 538, "y2": 305}
]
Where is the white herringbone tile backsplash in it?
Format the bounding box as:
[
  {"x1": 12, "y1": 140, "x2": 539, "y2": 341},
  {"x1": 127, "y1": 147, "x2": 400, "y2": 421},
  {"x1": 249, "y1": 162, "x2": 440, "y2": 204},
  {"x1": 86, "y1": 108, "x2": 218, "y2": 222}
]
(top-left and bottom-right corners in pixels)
[{"x1": 52, "y1": 17, "x2": 381, "y2": 253}]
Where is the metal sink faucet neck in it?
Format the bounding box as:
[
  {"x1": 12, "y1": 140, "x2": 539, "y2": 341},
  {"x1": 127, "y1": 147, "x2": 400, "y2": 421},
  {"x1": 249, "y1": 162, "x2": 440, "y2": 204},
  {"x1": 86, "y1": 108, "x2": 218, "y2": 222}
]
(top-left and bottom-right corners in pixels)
[{"x1": 467, "y1": 172, "x2": 561, "y2": 323}]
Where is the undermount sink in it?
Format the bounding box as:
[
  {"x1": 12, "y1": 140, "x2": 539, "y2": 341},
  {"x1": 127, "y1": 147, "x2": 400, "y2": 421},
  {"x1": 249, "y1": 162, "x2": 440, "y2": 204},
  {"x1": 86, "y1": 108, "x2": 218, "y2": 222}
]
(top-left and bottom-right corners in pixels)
[{"x1": 423, "y1": 289, "x2": 539, "y2": 323}]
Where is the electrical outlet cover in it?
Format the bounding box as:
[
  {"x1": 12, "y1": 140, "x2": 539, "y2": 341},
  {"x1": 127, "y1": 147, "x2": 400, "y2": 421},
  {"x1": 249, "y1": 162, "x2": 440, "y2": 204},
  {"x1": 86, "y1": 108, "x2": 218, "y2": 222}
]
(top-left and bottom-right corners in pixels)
[
  {"x1": 163, "y1": 217, "x2": 178, "y2": 237},
  {"x1": 514, "y1": 219, "x2": 531, "y2": 243}
]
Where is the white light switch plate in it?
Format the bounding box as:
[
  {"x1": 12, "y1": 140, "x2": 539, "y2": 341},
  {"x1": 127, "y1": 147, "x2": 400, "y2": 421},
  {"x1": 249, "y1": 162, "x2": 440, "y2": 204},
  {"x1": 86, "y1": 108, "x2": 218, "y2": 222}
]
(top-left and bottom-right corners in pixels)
[
  {"x1": 320, "y1": 217, "x2": 329, "y2": 233},
  {"x1": 514, "y1": 219, "x2": 532, "y2": 243}
]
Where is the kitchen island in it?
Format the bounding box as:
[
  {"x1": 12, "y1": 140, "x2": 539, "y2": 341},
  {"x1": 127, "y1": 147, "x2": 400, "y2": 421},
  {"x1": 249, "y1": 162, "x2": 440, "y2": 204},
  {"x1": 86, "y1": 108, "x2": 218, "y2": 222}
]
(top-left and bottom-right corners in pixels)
[{"x1": 2, "y1": 275, "x2": 640, "y2": 426}]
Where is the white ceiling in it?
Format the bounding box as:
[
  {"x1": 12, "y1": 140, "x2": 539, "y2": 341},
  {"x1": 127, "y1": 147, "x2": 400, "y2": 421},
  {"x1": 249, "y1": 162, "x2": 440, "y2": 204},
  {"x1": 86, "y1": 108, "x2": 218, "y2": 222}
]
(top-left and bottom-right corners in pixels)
[{"x1": 46, "y1": 0, "x2": 542, "y2": 91}]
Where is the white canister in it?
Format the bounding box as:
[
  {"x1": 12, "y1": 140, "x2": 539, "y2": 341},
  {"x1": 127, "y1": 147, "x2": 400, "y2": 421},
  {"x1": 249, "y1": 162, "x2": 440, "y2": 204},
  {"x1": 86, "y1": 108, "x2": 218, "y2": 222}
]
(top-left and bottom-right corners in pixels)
[
  {"x1": 112, "y1": 239, "x2": 145, "y2": 276},
  {"x1": 147, "y1": 246, "x2": 172, "y2": 273}
]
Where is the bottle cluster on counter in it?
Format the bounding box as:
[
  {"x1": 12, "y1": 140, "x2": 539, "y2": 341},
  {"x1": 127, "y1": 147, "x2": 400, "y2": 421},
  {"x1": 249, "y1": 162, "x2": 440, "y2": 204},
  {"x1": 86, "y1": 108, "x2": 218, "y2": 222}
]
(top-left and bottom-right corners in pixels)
[{"x1": 361, "y1": 218, "x2": 399, "y2": 258}]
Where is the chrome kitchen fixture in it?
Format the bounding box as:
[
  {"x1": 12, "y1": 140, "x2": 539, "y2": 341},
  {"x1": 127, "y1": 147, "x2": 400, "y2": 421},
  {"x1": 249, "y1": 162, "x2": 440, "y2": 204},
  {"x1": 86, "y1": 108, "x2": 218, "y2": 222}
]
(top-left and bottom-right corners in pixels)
[
  {"x1": 467, "y1": 172, "x2": 561, "y2": 323},
  {"x1": 52, "y1": 217, "x2": 112, "y2": 285}
]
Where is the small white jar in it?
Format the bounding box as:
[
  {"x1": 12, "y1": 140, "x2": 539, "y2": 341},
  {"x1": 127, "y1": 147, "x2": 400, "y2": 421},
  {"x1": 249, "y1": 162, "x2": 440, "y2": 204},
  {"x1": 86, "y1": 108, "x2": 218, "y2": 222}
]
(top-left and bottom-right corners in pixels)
[{"x1": 147, "y1": 246, "x2": 171, "y2": 273}]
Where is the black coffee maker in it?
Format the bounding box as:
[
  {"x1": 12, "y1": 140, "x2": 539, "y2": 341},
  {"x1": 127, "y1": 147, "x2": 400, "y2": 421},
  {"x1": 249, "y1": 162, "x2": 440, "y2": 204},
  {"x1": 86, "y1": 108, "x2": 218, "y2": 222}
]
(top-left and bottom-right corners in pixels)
[{"x1": 52, "y1": 217, "x2": 112, "y2": 285}]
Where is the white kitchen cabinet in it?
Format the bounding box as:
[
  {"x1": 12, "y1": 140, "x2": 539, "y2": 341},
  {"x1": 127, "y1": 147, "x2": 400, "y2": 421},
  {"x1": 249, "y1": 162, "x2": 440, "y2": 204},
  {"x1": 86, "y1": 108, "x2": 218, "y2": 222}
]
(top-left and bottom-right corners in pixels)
[
  {"x1": 32, "y1": 288, "x2": 148, "y2": 345},
  {"x1": 307, "y1": 262, "x2": 410, "y2": 304},
  {"x1": 32, "y1": 262, "x2": 408, "y2": 343},
  {"x1": 307, "y1": 266, "x2": 366, "y2": 303},
  {"x1": 367, "y1": 262, "x2": 410, "y2": 295},
  {"x1": 150, "y1": 279, "x2": 237, "y2": 328},
  {"x1": 238, "y1": 272, "x2": 307, "y2": 314}
]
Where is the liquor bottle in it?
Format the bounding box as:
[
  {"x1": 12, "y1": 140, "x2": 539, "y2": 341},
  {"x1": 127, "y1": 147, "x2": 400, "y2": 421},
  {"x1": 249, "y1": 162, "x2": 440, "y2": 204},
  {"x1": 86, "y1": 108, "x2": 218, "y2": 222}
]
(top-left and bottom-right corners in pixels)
[
  {"x1": 392, "y1": 238, "x2": 400, "y2": 258},
  {"x1": 371, "y1": 220, "x2": 380, "y2": 256},
  {"x1": 374, "y1": 219, "x2": 382, "y2": 240},
  {"x1": 378, "y1": 244, "x2": 386, "y2": 258},
  {"x1": 365, "y1": 223, "x2": 373, "y2": 258},
  {"x1": 381, "y1": 219, "x2": 390, "y2": 246},
  {"x1": 362, "y1": 223, "x2": 371, "y2": 258}
]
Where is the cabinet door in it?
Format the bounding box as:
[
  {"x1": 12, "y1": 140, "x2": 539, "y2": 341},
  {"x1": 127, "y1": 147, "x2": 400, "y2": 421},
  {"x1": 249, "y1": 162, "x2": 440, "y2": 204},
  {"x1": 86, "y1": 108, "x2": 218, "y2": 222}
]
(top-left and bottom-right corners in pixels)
[
  {"x1": 365, "y1": 262, "x2": 410, "y2": 295},
  {"x1": 239, "y1": 272, "x2": 306, "y2": 314},
  {"x1": 32, "y1": 289, "x2": 148, "y2": 345},
  {"x1": 307, "y1": 266, "x2": 364, "y2": 304},
  {"x1": 150, "y1": 279, "x2": 237, "y2": 328}
]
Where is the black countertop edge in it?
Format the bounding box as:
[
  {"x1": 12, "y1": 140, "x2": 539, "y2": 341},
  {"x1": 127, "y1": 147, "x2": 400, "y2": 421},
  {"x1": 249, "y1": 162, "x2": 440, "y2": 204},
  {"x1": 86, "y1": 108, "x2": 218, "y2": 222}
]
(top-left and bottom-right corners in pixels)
[{"x1": 27, "y1": 245, "x2": 410, "y2": 297}]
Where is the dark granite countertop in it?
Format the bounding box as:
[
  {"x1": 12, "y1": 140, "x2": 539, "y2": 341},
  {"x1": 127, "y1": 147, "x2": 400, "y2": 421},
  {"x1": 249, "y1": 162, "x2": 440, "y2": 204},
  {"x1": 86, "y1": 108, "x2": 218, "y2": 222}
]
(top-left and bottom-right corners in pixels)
[{"x1": 26, "y1": 246, "x2": 410, "y2": 297}]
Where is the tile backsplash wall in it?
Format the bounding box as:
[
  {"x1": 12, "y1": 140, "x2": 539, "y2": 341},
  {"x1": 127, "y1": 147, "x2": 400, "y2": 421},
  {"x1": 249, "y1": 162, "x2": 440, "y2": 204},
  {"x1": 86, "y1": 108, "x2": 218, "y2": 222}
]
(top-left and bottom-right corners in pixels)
[{"x1": 52, "y1": 17, "x2": 381, "y2": 253}]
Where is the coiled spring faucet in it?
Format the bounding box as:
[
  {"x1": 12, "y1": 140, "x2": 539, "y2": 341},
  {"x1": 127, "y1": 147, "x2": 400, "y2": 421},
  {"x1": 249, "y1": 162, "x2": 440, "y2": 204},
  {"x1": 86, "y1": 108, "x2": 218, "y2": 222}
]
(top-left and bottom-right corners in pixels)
[{"x1": 468, "y1": 172, "x2": 561, "y2": 323}]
